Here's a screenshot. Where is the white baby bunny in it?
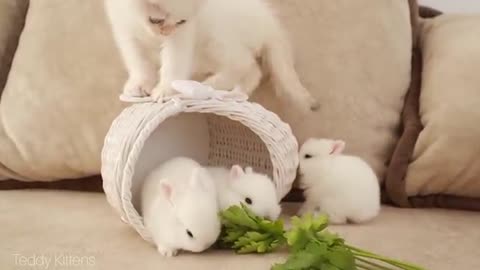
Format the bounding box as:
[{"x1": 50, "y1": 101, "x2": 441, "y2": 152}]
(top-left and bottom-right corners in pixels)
[
  {"x1": 141, "y1": 157, "x2": 221, "y2": 256},
  {"x1": 298, "y1": 138, "x2": 381, "y2": 224},
  {"x1": 207, "y1": 165, "x2": 282, "y2": 220}
]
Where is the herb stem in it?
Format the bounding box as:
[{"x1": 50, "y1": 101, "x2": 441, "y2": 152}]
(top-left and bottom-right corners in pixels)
[
  {"x1": 356, "y1": 262, "x2": 376, "y2": 270},
  {"x1": 356, "y1": 257, "x2": 398, "y2": 270},
  {"x1": 347, "y1": 245, "x2": 425, "y2": 270},
  {"x1": 353, "y1": 252, "x2": 422, "y2": 270},
  {"x1": 353, "y1": 253, "x2": 407, "y2": 269}
]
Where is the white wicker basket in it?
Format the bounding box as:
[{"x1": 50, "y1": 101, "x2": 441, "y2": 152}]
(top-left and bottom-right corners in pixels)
[{"x1": 101, "y1": 80, "x2": 299, "y2": 242}]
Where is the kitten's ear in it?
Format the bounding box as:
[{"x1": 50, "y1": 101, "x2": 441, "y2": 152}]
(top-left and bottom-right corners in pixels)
[
  {"x1": 330, "y1": 140, "x2": 346, "y2": 155},
  {"x1": 245, "y1": 167, "x2": 254, "y2": 174},
  {"x1": 229, "y1": 165, "x2": 245, "y2": 179}
]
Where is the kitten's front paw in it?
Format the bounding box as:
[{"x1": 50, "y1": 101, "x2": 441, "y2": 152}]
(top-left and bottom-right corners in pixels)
[
  {"x1": 123, "y1": 76, "x2": 157, "y2": 97},
  {"x1": 150, "y1": 83, "x2": 178, "y2": 102},
  {"x1": 157, "y1": 246, "x2": 178, "y2": 257}
]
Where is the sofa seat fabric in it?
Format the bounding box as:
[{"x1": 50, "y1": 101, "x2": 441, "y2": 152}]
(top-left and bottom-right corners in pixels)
[{"x1": 1, "y1": 190, "x2": 479, "y2": 270}]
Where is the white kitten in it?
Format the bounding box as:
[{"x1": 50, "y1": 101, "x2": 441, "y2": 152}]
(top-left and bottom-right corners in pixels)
[
  {"x1": 104, "y1": 0, "x2": 319, "y2": 111},
  {"x1": 298, "y1": 138, "x2": 381, "y2": 224}
]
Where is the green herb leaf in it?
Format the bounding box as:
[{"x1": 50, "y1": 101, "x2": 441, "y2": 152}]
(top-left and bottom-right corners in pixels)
[
  {"x1": 272, "y1": 249, "x2": 321, "y2": 270},
  {"x1": 219, "y1": 205, "x2": 260, "y2": 230},
  {"x1": 217, "y1": 205, "x2": 423, "y2": 270},
  {"x1": 218, "y1": 204, "x2": 286, "y2": 254},
  {"x1": 327, "y1": 246, "x2": 356, "y2": 270}
]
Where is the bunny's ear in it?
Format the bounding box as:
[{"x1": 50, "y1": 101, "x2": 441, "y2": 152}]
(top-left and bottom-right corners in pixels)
[
  {"x1": 188, "y1": 167, "x2": 213, "y2": 191},
  {"x1": 160, "y1": 182, "x2": 172, "y2": 198},
  {"x1": 229, "y1": 165, "x2": 245, "y2": 179},
  {"x1": 160, "y1": 181, "x2": 174, "y2": 205},
  {"x1": 330, "y1": 140, "x2": 346, "y2": 155}
]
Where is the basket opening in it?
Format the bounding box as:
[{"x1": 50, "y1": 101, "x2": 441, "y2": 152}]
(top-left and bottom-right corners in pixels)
[
  {"x1": 206, "y1": 114, "x2": 273, "y2": 175},
  {"x1": 130, "y1": 112, "x2": 273, "y2": 214},
  {"x1": 130, "y1": 112, "x2": 209, "y2": 211}
]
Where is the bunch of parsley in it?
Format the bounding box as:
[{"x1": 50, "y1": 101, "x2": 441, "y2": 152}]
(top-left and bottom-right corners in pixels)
[
  {"x1": 218, "y1": 205, "x2": 426, "y2": 270},
  {"x1": 218, "y1": 203, "x2": 285, "y2": 253}
]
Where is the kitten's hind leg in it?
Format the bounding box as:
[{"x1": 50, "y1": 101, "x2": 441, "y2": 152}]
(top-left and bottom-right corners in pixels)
[
  {"x1": 265, "y1": 36, "x2": 320, "y2": 112},
  {"x1": 202, "y1": 72, "x2": 236, "y2": 92},
  {"x1": 238, "y1": 62, "x2": 262, "y2": 96},
  {"x1": 203, "y1": 48, "x2": 260, "y2": 95}
]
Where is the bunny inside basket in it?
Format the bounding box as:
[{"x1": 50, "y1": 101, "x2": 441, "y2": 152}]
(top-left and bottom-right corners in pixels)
[{"x1": 101, "y1": 80, "x2": 299, "y2": 247}]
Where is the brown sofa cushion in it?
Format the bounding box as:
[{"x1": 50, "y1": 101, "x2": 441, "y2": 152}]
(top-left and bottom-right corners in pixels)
[
  {"x1": 386, "y1": 14, "x2": 480, "y2": 211},
  {"x1": 0, "y1": 176, "x2": 103, "y2": 191},
  {"x1": 0, "y1": 0, "x2": 29, "y2": 98}
]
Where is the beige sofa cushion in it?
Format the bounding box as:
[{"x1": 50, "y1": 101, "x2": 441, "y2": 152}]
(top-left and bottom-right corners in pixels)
[
  {"x1": 386, "y1": 14, "x2": 480, "y2": 210},
  {"x1": 0, "y1": 0, "x2": 126, "y2": 181},
  {"x1": 410, "y1": 15, "x2": 480, "y2": 197},
  {"x1": 0, "y1": 0, "x2": 411, "y2": 182},
  {"x1": 253, "y1": 0, "x2": 412, "y2": 183}
]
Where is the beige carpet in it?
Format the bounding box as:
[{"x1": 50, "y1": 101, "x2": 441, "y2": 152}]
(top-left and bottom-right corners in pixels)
[{"x1": 1, "y1": 190, "x2": 479, "y2": 270}]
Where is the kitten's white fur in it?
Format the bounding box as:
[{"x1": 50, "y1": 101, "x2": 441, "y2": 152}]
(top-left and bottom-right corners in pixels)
[
  {"x1": 298, "y1": 138, "x2": 381, "y2": 224},
  {"x1": 104, "y1": 0, "x2": 319, "y2": 111}
]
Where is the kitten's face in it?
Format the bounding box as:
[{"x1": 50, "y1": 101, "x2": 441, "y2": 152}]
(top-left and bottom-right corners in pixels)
[{"x1": 137, "y1": 0, "x2": 206, "y2": 36}]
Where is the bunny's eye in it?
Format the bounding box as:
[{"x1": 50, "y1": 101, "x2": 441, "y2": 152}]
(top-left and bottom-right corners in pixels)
[
  {"x1": 186, "y1": 229, "x2": 194, "y2": 238},
  {"x1": 304, "y1": 154, "x2": 312, "y2": 159},
  {"x1": 149, "y1": 17, "x2": 165, "y2": 25},
  {"x1": 245, "y1": 197, "x2": 253, "y2": 205},
  {"x1": 176, "y1": 19, "x2": 187, "y2": 25}
]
